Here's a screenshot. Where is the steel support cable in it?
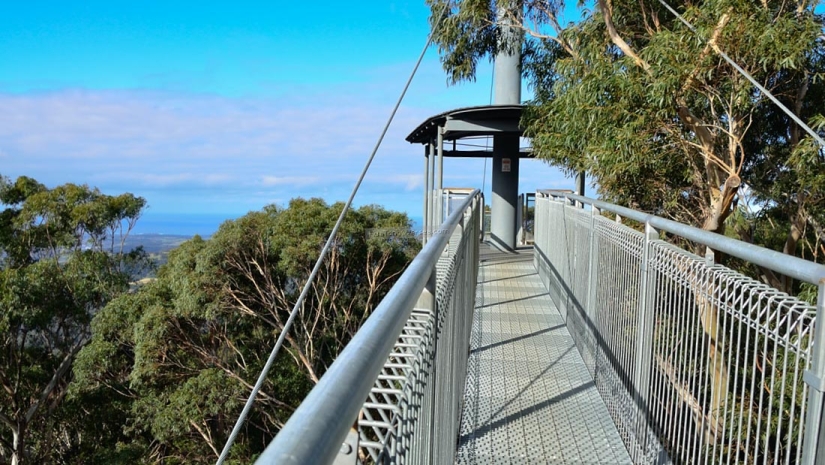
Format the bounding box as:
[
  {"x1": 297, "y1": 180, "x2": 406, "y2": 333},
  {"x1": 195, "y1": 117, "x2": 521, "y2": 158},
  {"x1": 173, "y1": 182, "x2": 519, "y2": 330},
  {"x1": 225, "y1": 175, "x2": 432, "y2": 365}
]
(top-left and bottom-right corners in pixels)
[
  {"x1": 214, "y1": 7, "x2": 450, "y2": 465},
  {"x1": 656, "y1": 0, "x2": 825, "y2": 150}
]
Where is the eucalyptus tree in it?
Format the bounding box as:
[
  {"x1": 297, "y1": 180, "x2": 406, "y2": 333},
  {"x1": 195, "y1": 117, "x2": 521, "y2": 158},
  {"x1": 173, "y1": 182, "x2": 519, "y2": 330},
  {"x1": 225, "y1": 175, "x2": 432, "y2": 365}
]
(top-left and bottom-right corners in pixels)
[
  {"x1": 426, "y1": 0, "x2": 824, "y2": 459},
  {"x1": 74, "y1": 199, "x2": 419, "y2": 463},
  {"x1": 0, "y1": 175, "x2": 147, "y2": 465}
]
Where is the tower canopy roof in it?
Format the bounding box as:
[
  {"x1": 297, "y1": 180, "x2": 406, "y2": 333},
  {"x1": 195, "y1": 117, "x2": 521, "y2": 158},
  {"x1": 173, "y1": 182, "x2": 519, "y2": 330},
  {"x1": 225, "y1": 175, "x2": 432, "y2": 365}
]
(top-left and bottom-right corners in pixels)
[{"x1": 406, "y1": 104, "x2": 524, "y2": 144}]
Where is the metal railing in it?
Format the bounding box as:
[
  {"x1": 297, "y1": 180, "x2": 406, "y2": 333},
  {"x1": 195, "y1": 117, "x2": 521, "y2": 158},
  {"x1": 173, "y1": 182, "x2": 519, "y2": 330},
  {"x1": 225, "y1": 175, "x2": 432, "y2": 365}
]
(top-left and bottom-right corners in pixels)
[
  {"x1": 534, "y1": 191, "x2": 825, "y2": 464},
  {"x1": 256, "y1": 189, "x2": 481, "y2": 465}
]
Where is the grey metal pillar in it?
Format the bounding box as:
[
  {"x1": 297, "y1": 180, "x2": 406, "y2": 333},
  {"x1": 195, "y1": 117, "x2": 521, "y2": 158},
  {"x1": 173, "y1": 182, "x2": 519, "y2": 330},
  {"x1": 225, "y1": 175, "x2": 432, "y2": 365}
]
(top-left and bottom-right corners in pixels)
[
  {"x1": 423, "y1": 146, "x2": 430, "y2": 245},
  {"x1": 575, "y1": 171, "x2": 585, "y2": 196},
  {"x1": 494, "y1": 0, "x2": 521, "y2": 105},
  {"x1": 437, "y1": 127, "x2": 444, "y2": 227},
  {"x1": 489, "y1": 0, "x2": 521, "y2": 251},
  {"x1": 428, "y1": 139, "x2": 436, "y2": 240},
  {"x1": 575, "y1": 171, "x2": 585, "y2": 208},
  {"x1": 491, "y1": 134, "x2": 520, "y2": 250}
]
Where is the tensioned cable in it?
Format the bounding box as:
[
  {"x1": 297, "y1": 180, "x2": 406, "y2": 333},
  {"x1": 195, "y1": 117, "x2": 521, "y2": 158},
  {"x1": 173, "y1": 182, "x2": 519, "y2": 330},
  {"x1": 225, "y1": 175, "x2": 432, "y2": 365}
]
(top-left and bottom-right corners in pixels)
[
  {"x1": 657, "y1": 0, "x2": 825, "y2": 150},
  {"x1": 214, "y1": 6, "x2": 450, "y2": 465}
]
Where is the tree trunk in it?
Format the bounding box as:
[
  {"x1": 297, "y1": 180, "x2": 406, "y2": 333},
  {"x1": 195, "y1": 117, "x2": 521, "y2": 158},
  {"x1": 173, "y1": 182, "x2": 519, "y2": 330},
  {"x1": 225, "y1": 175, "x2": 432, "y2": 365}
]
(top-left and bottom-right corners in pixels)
[
  {"x1": 696, "y1": 292, "x2": 728, "y2": 442},
  {"x1": 691, "y1": 174, "x2": 739, "y2": 444},
  {"x1": 779, "y1": 204, "x2": 805, "y2": 292}
]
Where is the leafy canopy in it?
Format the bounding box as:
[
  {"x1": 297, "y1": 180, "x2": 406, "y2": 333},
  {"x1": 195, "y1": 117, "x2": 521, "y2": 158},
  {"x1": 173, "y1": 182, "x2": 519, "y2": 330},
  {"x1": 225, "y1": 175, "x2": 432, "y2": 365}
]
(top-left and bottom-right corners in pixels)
[
  {"x1": 74, "y1": 198, "x2": 420, "y2": 463},
  {"x1": 0, "y1": 175, "x2": 147, "y2": 464}
]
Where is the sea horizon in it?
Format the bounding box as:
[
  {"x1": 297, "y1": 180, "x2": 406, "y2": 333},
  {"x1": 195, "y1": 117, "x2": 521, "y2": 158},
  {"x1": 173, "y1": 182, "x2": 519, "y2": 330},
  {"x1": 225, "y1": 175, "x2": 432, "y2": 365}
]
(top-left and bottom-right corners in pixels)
[{"x1": 132, "y1": 211, "x2": 424, "y2": 237}]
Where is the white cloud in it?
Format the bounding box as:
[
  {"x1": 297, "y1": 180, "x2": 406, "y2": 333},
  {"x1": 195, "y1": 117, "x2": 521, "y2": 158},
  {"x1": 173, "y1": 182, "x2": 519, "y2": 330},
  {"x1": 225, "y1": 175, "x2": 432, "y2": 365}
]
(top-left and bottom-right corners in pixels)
[
  {"x1": 383, "y1": 174, "x2": 423, "y2": 191},
  {"x1": 260, "y1": 175, "x2": 321, "y2": 187},
  {"x1": 0, "y1": 66, "x2": 569, "y2": 216},
  {"x1": 0, "y1": 89, "x2": 427, "y2": 198},
  {"x1": 101, "y1": 172, "x2": 235, "y2": 187}
]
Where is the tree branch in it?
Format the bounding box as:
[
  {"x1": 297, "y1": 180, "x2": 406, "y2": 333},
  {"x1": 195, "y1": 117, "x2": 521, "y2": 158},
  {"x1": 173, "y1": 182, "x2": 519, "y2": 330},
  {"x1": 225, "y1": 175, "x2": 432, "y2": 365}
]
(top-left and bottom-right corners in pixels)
[
  {"x1": 655, "y1": 353, "x2": 720, "y2": 443},
  {"x1": 189, "y1": 420, "x2": 219, "y2": 458},
  {"x1": 596, "y1": 0, "x2": 651, "y2": 72},
  {"x1": 24, "y1": 339, "x2": 85, "y2": 424}
]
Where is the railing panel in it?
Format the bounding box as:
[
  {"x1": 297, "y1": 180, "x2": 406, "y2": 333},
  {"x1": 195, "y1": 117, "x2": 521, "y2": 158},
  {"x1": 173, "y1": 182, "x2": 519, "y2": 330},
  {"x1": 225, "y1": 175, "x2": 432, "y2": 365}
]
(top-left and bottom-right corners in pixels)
[
  {"x1": 360, "y1": 199, "x2": 481, "y2": 464},
  {"x1": 591, "y1": 213, "x2": 647, "y2": 459},
  {"x1": 534, "y1": 192, "x2": 823, "y2": 465},
  {"x1": 647, "y1": 242, "x2": 814, "y2": 465}
]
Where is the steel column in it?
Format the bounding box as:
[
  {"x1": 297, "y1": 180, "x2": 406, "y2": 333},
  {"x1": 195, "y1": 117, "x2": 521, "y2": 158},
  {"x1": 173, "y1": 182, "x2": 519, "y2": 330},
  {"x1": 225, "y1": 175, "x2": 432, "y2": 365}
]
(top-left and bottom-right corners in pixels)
[
  {"x1": 490, "y1": 134, "x2": 519, "y2": 250},
  {"x1": 493, "y1": 0, "x2": 521, "y2": 106},
  {"x1": 437, "y1": 127, "x2": 444, "y2": 227},
  {"x1": 429, "y1": 138, "x2": 436, "y2": 239},
  {"x1": 575, "y1": 171, "x2": 585, "y2": 208},
  {"x1": 423, "y1": 145, "x2": 430, "y2": 245}
]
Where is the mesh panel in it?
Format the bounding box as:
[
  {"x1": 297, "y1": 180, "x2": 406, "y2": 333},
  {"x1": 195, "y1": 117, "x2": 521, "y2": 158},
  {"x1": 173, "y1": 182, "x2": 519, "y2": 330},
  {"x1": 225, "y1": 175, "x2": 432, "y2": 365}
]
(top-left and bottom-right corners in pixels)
[{"x1": 358, "y1": 202, "x2": 480, "y2": 464}]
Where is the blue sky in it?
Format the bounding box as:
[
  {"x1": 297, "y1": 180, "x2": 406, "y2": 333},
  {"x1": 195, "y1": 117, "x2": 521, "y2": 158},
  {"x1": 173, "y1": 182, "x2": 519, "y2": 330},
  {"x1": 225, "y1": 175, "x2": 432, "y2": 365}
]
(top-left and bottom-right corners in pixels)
[{"x1": 1, "y1": 1, "x2": 571, "y2": 233}]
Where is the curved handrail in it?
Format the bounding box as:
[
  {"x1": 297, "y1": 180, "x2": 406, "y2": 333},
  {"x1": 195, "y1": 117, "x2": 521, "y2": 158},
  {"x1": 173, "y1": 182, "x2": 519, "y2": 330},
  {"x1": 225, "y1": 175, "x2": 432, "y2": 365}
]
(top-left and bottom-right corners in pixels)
[{"x1": 256, "y1": 189, "x2": 480, "y2": 465}]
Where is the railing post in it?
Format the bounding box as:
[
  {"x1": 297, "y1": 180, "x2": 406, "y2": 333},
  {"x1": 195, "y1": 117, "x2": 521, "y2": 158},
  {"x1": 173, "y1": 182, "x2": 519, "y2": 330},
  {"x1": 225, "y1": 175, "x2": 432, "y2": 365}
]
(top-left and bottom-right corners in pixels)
[
  {"x1": 413, "y1": 266, "x2": 437, "y2": 465},
  {"x1": 803, "y1": 283, "x2": 825, "y2": 464},
  {"x1": 583, "y1": 206, "x2": 599, "y2": 377},
  {"x1": 632, "y1": 222, "x2": 660, "y2": 461}
]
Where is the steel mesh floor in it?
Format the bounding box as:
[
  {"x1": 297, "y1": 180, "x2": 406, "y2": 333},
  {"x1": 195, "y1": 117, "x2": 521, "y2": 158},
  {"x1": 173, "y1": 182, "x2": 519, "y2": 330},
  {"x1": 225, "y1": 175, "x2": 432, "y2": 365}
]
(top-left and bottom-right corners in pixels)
[{"x1": 456, "y1": 245, "x2": 631, "y2": 464}]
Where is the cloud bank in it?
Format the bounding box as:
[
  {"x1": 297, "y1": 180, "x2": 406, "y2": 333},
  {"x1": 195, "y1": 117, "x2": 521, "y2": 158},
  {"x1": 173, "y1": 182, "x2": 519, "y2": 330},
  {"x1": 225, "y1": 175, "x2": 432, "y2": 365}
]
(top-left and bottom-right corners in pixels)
[
  {"x1": 0, "y1": 84, "x2": 569, "y2": 218},
  {"x1": 0, "y1": 88, "x2": 436, "y2": 212}
]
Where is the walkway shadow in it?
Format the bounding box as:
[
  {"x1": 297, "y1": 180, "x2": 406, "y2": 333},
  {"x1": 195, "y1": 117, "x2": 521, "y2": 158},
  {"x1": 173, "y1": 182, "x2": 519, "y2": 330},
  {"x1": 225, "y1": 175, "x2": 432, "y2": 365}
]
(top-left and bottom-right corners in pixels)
[
  {"x1": 479, "y1": 256, "x2": 533, "y2": 267},
  {"x1": 480, "y1": 271, "x2": 537, "y2": 284},
  {"x1": 469, "y1": 323, "x2": 566, "y2": 355},
  {"x1": 459, "y1": 382, "x2": 592, "y2": 446},
  {"x1": 459, "y1": 344, "x2": 579, "y2": 445},
  {"x1": 476, "y1": 292, "x2": 549, "y2": 309}
]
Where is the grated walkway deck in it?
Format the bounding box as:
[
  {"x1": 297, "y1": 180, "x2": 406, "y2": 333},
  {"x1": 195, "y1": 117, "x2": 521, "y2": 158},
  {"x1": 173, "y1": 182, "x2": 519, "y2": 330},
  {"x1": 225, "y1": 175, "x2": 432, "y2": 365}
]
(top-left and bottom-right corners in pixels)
[{"x1": 456, "y1": 245, "x2": 631, "y2": 464}]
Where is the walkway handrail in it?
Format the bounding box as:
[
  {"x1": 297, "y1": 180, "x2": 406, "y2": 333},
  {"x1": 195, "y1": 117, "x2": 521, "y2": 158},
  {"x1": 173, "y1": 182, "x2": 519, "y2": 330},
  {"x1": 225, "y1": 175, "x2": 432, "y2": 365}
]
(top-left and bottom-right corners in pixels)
[
  {"x1": 539, "y1": 190, "x2": 825, "y2": 285},
  {"x1": 256, "y1": 189, "x2": 481, "y2": 465}
]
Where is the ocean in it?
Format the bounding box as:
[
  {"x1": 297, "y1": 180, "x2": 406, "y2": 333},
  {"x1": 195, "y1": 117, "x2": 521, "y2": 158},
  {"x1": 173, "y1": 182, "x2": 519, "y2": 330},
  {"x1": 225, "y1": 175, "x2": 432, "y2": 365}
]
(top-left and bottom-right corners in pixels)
[
  {"x1": 131, "y1": 213, "x2": 240, "y2": 236},
  {"x1": 132, "y1": 212, "x2": 424, "y2": 237}
]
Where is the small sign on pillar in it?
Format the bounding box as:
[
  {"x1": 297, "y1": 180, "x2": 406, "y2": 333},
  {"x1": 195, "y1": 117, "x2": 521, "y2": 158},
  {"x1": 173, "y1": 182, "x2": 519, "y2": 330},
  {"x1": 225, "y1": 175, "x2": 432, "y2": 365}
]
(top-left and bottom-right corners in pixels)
[{"x1": 501, "y1": 158, "x2": 511, "y2": 172}]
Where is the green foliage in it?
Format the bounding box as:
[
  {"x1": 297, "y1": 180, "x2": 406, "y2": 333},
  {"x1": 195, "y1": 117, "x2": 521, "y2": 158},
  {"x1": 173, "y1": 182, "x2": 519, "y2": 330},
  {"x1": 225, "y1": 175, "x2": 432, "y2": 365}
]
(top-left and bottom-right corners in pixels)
[
  {"x1": 0, "y1": 174, "x2": 147, "y2": 464},
  {"x1": 74, "y1": 198, "x2": 419, "y2": 463},
  {"x1": 427, "y1": 0, "x2": 500, "y2": 83},
  {"x1": 430, "y1": 0, "x2": 825, "y2": 286}
]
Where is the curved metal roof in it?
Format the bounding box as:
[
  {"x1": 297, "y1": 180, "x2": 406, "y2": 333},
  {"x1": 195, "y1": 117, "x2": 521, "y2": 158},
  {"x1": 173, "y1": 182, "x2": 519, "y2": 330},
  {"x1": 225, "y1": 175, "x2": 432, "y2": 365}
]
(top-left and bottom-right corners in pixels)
[{"x1": 405, "y1": 104, "x2": 524, "y2": 144}]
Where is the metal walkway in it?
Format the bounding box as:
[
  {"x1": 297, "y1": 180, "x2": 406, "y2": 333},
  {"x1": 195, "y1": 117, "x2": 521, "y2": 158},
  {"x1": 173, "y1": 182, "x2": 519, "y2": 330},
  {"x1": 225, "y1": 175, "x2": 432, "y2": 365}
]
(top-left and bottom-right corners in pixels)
[
  {"x1": 456, "y1": 245, "x2": 632, "y2": 464},
  {"x1": 261, "y1": 192, "x2": 825, "y2": 464}
]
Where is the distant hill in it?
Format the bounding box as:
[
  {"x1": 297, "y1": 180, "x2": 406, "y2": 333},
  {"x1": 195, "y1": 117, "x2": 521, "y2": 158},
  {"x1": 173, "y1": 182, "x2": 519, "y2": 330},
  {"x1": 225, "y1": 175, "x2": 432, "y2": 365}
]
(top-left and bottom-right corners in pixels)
[{"x1": 120, "y1": 234, "x2": 194, "y2": 271}]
